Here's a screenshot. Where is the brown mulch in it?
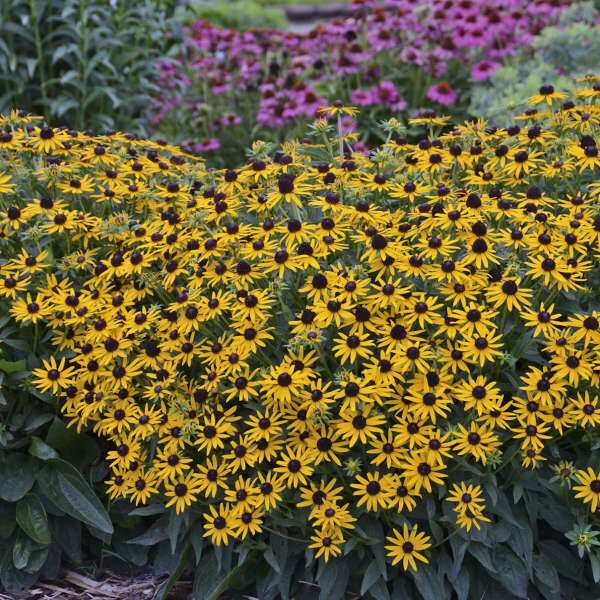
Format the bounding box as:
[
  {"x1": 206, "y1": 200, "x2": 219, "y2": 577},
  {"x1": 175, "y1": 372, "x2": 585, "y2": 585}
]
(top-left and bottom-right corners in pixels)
[{"x1": 0, "y1": 570, "x2": 193, "y2": 600}]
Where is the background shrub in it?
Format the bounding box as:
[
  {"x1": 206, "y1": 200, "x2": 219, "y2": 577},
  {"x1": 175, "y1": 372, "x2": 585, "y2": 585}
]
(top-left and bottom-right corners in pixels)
[
  {"x1": 0, "y1": 0, "x2": 185, "y2": 134},
  {"x1": 469, "y1": 2, "x2": 600, "y2": 125}
]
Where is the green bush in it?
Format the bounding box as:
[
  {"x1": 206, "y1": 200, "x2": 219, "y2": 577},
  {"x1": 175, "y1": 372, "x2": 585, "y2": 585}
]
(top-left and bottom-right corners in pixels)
[
  {"x1": 0, "y1": 0, "x2": 184, "y2": 134},
  {"x1": 3, "y1": 77, "x2": 600, "y2": 598},
  {"x1": 469, "y1": 1, "x2": 600, "y2": 125},
  {"x1": 185, "y1": 1, "x2": 287, "y2": 30}
]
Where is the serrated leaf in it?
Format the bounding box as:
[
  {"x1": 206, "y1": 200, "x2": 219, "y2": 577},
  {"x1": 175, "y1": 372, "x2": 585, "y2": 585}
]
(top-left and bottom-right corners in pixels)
[
  {"x1": 16, "y1": 494, "x2": 50, "y2": 545},
  {"x1": 37, "y1": 459, "x2": 112, "y2": 535}
]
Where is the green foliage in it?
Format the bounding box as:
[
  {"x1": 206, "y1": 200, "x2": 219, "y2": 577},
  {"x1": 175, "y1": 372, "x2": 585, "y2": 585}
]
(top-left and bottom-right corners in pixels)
[
  {"x1": 0, "y1": 0, "x2": 185, "y2": 134},
  {"x1": 469, "y1": 2, "x2": 600, "y2": 125},
  {"x1": 186, "y1": 0, "x2": 287, "y2": 30}
]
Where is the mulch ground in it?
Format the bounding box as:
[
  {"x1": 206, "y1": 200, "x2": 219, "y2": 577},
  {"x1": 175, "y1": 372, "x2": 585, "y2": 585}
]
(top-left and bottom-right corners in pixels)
[{"x1": 0, "y1": 570, "x2": 193, "y2": 600}]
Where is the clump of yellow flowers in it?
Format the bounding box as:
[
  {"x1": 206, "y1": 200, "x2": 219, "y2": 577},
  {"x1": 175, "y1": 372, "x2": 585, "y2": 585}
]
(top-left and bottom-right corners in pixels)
[{"x1": 2, "y1": 79, "x2": 600, "y2": 583}]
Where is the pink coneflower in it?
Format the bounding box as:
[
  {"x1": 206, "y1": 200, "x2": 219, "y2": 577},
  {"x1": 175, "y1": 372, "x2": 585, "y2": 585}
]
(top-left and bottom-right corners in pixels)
[
  {"x1": 373, "y1": 81, "x2": 407, "y2": 111},
  {"x1": 341, "y1": 116, "x2": 356, "y2": 135},
  {"x1": 351, "y1": 89, "x2": 374, "y2": 106},
  {"x1": 352, "y1": 140, "x2": 370, "y2": 156},
  {"x1": 426, "y1": 82, "x2": 457, "y2": 106},
  {"x1": 191, "y1": 138, "x2": 220, "y2": 153},
  {"x1": 470, "y1": 60, "x2": 501, "y2": 81}
]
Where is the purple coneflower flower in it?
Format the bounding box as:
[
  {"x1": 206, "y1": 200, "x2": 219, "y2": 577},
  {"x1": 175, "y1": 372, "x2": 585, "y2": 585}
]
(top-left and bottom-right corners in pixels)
[
  {"x1": 470, "y1": 60, "x2": 501, "y2": 81},
  {"x1": 426, "y1": 82, "x2": 457, "y2": 106}
]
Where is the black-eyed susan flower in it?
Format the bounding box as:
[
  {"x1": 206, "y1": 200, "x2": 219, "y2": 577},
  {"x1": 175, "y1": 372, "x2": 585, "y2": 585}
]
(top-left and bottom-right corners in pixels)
[
  {"x1": 203, "y1": 503, "x2": 237, "y2": 546},
  {"x1": 574, "y1": 468, "x2": 600, "y2": 512},
  {"x1": 385, "y1": 523, "x2": 431, "y2": 571}
]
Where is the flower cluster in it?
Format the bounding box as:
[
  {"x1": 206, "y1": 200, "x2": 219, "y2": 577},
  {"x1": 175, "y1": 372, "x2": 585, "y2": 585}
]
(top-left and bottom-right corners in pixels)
[
  {"x1": 2, "y1": 78, "x2": 600, "y2": 573},
  {"x1": 153, "y1": 0, "x2": 575, "y2": 160}
]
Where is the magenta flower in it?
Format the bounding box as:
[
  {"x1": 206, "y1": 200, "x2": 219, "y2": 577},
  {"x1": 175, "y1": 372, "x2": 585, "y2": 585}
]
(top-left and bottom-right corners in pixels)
[
  {"x1": 351, "y1": 89, "x2": 374, "y2": 106},
  {"x1": 470, "y1": 60, "x2": 502, "y2": 81},
  {"x1": 426, "y1": 82, "x2": 457, "y2": 106},
  {"x1": 191, "y1": 138, "x2": 220, "y2": 153},
  {"x1": 373, "y1": 81, "x2": 407, "y2": 111}
]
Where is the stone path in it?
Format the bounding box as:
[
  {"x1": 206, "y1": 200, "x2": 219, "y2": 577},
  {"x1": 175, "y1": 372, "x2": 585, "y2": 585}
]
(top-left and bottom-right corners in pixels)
[{"x1": 281, "y1": 2, "x2": 354, "y2": 33}]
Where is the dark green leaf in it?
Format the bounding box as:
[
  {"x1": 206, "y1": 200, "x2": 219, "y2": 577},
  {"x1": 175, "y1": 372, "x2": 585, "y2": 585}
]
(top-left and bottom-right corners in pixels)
[
  {"x1": 318, "y1": 560, "x2": 348, "y2": 600},
  {"x1": 533, "y1": 553, "x2": 560, "y2": 593},
  {"x1": 126, "y1": 514, "x2": 169, "y2": 546},
  {"x1": 368, "y1": 577, "x2": 391, "y2": 600},
  {"x1": 492, "y1": 546, "x2": 528, "y2": 599},
  {"x1": 190, "y1": 520, "x2": 204, "y2": 565},
  {"x1": 538, "y1": 540, "x2": 581, "y2": 580},
  {"x1": 37, "y1": 458, "x2": 113, "y2": 535},
  {"x1": 16, "y1": 493, "x2": 50, "y2": 545},
  {"x1": 412, "y1": 564, "x2": 446, "y2": 600},
  {"x1": 28, "y1": 436, "x2": 59, "y2": 461},
  {"x1": 193, "y1": 550, "x2": 239, "y2": 600},
  {"x1": 45, "y1": 419, "x2": 100, "y2": 471},
  {"x1": 26, "y1": 544, "x2": 48, "y2": 573},
  {"x1": 452, "y1": 567, "x2": 469, "y2": 600},
  {"x1": 0, "y1": 547, "x2": 38, "y2": 594},
  {"x1": 361, "y1": 559, "x2": 380, "y2": 596},
  {"x1": 0, "y1": 359, "x2": 26, "y2": 373},
  {"x1": 468, "y1": 543, "x2": 495, "y2": 573},
  {"x1": 12, "y1": 529, "x2": 31, "y2": 570},
  {"x1": 0, "y1": 502, "x2": 16, "y2": 539},
  {"x1": 0, "y1": 454, "x2": 36, "y2": 502},
  {"x1": 361, "y1": 516, "x2": 387, "y2": 579}
]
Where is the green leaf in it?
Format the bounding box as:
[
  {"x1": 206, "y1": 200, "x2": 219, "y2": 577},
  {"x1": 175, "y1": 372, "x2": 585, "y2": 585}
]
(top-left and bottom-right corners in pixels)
[
  {"x1": 449, "y1": 537, "x2": 468, "y2": 580},
  {"x1": 318, "y1": 560, "x2": 349, "y2": 600},
  {"x1": 0, "y1": 454, "x2": 36, "y2": 502},
  {"x1": 16, "y1": 494, "x2": 50, "y2": 545},
  {"x1": 492, "y1": 546, "x2": 528, "y2": 599},
  {"x1": 533, "y1": 553, "x2": 560, "y2": 592},
  {"x1": 37, "y1": 459, "x2": 113, "y2": 535},
  {"x1": 12, "y1": 529, "x2": 31, "y2": 570},
  {"x1": 468, "y1": 543, "x2": 496, "y2": 573},
  {"x1": 368, "y1": 577, "x2": 391, "y2": 600},
  {"x1": 590, "y1": 553, "x2": 600, "y2": 584},
  {"x1": 264, "y1": 546, "x2": 281, "y2": 574},
  {"x1": 0, "y1": 502, "x2": 16, "y2": 539},
  {"x1": 28, "y1": 436, "x2": 59, "y2": 461},
  {"x1": 538, "y1": 539, "x2": 581, "y2": 581},
  {"x1": 190, "y1": 520, "x2": 204, "y2": 565},
  {"x1": 169, "y1": 510, "x2": 184, "y2": 554},
  {"x1": 412, "y1": 564, "x2": 446, "y2": 600},
  {"x1": 193, "y1": 550, "x2": 239, "y2": 600},
  {"x1": 126, "y1": 514, "x2": 169, "y2": 546},
  {"x1": 452, "y1": 567, "x2": 469, "y2": 600},
  {"x1": 26, "y1": 545, "x2": 48, "y2": 574},
  {"x1": 361, "y1": 559, "x2": 380, "y2": 596},
  {"x1": 45, "y1": 419, "x2": 100, "y2": 471},
  {"x1": 361, "y1": 516, "x2": 387, "y2": 579},
  {"x1": 0, "y1": 359, "x2": 26, "y2": 374},
  {"x1": 128, "y1": 503, "x2": 165, "y2": 516},
  {"x1": 0, "y1": 546, "x2": 38, "y2": 594}
]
